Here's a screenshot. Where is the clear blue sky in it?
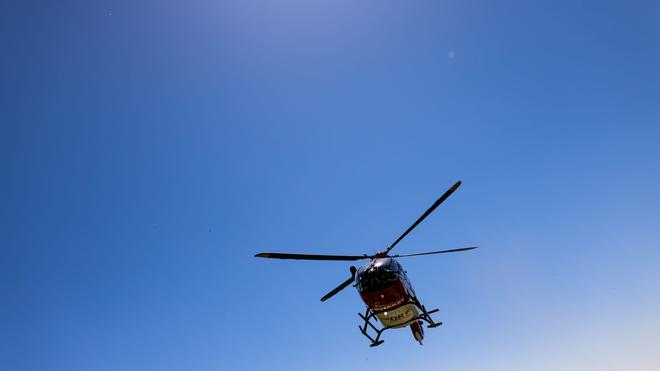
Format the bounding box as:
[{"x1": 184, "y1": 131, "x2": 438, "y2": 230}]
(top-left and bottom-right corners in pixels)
[{"x1": 2, "y1": 1, "x2": 660, "y2": 370}]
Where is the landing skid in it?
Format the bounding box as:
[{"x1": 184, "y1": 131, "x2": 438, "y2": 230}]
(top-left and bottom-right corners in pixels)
[{"x1": 358, "y1": 296, "x2": 442, "y2": 347}]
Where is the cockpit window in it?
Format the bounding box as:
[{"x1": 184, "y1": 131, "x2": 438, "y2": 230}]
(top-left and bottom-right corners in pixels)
[{"x1": 357, "y1": 259, "x2": 400, "y2": 292}]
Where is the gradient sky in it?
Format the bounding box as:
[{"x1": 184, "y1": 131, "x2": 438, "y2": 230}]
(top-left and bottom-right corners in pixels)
[{"x1": 2, "y1": 1, "x2": 660, "y2": 370}]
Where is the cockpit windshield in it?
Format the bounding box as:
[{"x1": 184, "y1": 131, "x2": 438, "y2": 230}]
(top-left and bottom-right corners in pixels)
[{"x1": 357, "y1": 258, "x2": 400, "y2": 292}]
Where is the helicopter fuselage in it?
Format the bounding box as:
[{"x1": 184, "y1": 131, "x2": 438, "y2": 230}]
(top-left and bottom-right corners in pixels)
[{"x1": 356, "y1": 257, "x2": 425, "y2": 341}]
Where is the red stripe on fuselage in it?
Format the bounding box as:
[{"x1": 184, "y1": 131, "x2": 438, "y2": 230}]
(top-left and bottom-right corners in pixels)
[{"x1": 359, "y1": 277, "x2": 411, "y2": 311}]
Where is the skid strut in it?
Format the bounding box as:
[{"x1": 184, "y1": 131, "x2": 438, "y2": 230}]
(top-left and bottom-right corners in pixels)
[{"x1": 358, "y1": 296, "x2": 442, "y2": 347}]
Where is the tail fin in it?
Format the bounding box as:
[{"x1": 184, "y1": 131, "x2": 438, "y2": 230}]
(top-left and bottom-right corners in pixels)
[{"x1": 410, "y1": 320, "x2": 424, "y2": 345}]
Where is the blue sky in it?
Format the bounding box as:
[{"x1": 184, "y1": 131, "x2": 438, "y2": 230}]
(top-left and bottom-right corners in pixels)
[{"x1": 2, "y1": 1, "x2": 660, "y2": 370}]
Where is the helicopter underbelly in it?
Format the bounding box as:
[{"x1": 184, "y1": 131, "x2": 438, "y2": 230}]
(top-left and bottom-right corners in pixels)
[{"x1": 375, "y1": 304, "x2": 419, "y2": 328}]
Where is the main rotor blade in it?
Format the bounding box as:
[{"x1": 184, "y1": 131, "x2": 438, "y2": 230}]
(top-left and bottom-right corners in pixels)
[
  {"x1": 321, "y1": 267, "x2": 357, "y2": 302},
  {"x1": 391, "y1": 246, "x2": 478, "y2": 258},
  {"x1": 255, "y1": 252, "x2": 368, "y2": 261},
  {"x1": 385, "y1": 181, "x2": 462, "y2": 254}
]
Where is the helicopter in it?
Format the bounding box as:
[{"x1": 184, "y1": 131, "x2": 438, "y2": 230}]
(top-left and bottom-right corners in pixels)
[{"x1": 255, "y1": 181, "x2": 477, "y2": 346}]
